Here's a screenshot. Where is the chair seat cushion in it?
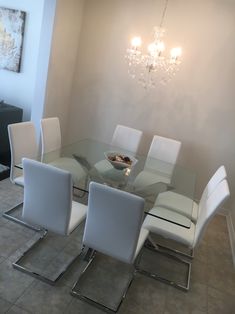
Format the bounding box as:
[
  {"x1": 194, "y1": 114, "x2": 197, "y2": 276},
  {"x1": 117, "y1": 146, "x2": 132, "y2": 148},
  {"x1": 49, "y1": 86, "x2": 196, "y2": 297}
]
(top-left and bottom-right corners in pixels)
[
  {"x1": 94, "y1": 159, "x2": 114, "y2": 174},
  {"x1": 68, "y1": 201, "x2": 87, "y2": 234},
  {"x1": 154, "y1": 191, "x2": 198, "y2": 222},
  {"x1": 150, "y1": 206, "x2": 193, "y2": 228},
  {"x1": 14, "y1": 176, "x2": 24, "y2": 187},
  {"x1": 134, "y1": 227, "x2": 149, "y2": 260},
  {"x1": 143, "y1": 207, "x2": 195, "y2": 248},
  {"x1": 133, "y1": 170, "x2": 171, "y2": 190},
  {"x1": 50, "y1": 157, "x2": 86, "y2": 187},
  {"x1": 94, "y1": 159, "x2": 129, "y2": 183}
]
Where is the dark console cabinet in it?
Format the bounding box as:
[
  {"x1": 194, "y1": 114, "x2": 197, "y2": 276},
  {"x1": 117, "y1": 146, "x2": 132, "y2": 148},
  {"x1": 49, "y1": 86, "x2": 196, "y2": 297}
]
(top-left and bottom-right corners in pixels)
[{"x1": 0, "y1": 102, "x2": 23, "y2": 166}]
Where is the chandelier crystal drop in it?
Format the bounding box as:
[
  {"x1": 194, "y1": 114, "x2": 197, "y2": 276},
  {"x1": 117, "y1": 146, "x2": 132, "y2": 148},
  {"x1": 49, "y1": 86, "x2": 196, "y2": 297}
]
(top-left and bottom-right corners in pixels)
[{"x1": 125, "y1": 0, "x2": 182, "y2": 89}]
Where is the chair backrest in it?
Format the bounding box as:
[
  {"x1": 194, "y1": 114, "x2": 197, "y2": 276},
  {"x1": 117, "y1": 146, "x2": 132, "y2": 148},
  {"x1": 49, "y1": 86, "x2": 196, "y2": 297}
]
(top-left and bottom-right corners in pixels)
[
  {"x1": 200, "y1": 165, "x2": 227, "y2": 203},
  {"x1": 194, "y1": 180, "x2": 230, "y2": 247},
  {"x1": 22, "y1": 158, "x2": 73, "y2": 235},
  {"x1": 111, "y1": 124, "x2": 143, "y2": 154},
  {"x1": 40, "y1": 117, "x2": 61, "y2": 161},
  {"x1": 145, "y1": 135, "x2": 181, "y2": 176},
  {"x1": 83, "y1": 182, "x2": 145, "y2": 264},
  {"x1": 8, "y1": 122, "x2": 38, "y2": 184}
]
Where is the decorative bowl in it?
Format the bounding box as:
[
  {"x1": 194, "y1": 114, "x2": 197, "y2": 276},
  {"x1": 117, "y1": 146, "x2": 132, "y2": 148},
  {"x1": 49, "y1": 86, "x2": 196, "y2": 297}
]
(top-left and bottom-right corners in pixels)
[{"x1": 104, "y1": 151, "x2": 138, "y2": 170}]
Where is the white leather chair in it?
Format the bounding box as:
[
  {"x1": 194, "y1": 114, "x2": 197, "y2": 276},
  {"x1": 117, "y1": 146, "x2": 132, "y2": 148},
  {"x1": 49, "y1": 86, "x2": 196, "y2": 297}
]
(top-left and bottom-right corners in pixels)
[
  {"x1": 94, "y1": 124, "x2": 143, "y2": 175},
  {"x1": 13, "y1": 158, "x2": 87, "y2": 284},
  {"x1": 154, "y1": 165, "x2": 227, "y2": 223},
  {"x1": 4, "y1": 122, "x2": 39, "y2": 229},
  {"x1": 71, "y1": 181, "x2": 149, "y2": 312},
  {"x1": 40, "y1": 117, "x2": 86, "y2": 188},
  {"x1": 141, "y1": 179, "x2": 230, "y2": 290},
  {"x1": 133, "y1": 135, "x2": 181, "y2": 190},
  {"x1": 111, "y1": 124, "x2": 143, "y2": 153},
  {"x1": 8, "y1": 121, "x2": 38, "y2": 186}
]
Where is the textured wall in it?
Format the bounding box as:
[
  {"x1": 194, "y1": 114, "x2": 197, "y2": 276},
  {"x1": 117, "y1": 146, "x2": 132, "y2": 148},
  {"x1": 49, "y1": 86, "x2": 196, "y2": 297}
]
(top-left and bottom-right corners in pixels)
[
  {"x1": 43, "y1": 0, "x2": 84, "y2": 142},
  {"x1": 66, "y1": 0, "x2": 235, "y2": 219}
]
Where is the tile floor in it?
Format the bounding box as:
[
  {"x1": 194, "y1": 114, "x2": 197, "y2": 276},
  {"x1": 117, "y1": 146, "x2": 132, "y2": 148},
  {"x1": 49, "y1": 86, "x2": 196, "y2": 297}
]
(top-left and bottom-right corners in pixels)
[{"x1": 0, "y1": 178, "x2": 235, "y2": 314}]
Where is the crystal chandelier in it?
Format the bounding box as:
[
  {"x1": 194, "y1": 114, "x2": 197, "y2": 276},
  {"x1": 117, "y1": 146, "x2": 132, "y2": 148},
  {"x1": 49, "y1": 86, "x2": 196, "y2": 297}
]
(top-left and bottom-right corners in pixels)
[{"x1": 126, "y1": 0, "x2": 182, "y2": 89}]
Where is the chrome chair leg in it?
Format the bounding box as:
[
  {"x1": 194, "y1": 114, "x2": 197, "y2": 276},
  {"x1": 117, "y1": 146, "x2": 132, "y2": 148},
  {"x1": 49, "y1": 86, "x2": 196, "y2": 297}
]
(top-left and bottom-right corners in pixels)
[
  {"x1": 146, "y1": 235, "x2": 194, "y2": 259},
  {"x1": 3, "y1": 202, "x2": 42, "y2": 232},
  {"x1": 71, "y1": 249, "x2": 135, "y2": 313},
  {"x1": 13, "y1": 230, "x2": 83, "y2": 285},
  {"x1": 136, "y1": 241, "x2": 191, "y2": 291},
  {"x1": 82, "y1": 246, "x2": 95, "y2": 262}
]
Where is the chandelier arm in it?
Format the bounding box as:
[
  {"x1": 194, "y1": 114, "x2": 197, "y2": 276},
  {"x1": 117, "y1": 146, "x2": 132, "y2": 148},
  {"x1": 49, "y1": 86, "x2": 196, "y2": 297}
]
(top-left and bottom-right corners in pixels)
[{"x1": 159, "y1": 0, "x2": 169, "y2": 28}]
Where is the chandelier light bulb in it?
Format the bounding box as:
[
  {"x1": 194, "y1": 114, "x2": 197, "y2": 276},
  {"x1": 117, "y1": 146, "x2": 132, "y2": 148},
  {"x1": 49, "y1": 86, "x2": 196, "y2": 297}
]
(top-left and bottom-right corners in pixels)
[
  {"x1": 170, "y1": 47, "x2": 182, "y2": 60},
  {"x1": 131, "y1": 36, "x2": 142, "y2": 49}
]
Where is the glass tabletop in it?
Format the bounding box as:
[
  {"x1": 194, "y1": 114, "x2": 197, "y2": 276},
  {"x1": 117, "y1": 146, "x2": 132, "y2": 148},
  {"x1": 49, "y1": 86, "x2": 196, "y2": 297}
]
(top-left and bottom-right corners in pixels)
[{"x1": 16, "y1": 138, "x2": 196, "y2": 228}]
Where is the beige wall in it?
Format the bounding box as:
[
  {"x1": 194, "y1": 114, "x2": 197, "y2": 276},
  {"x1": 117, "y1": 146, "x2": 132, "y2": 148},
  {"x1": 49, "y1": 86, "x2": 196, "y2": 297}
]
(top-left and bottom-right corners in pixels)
[
  {"x1": 44, "y1": 0, "x2": 84, "y2": 141},
  {"x1": 66, "y1": 0, "x2": 235, "y2": 220}
]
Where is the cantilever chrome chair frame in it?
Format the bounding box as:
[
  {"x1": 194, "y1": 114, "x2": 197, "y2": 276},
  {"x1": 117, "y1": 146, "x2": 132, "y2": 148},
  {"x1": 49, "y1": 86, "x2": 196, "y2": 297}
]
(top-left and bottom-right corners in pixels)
[
  {"x1": 138, "y1": 180, "x2": 230, "y2": 291},
  {"x1": 71, "y1": 247, "x2": 136, "y2": 313},
  {"x1": 13, "y1": 230, "x2": 83, "y2": 285},
  {"x1": 71, "y1": 182, "x2": 148, "y2": 313}
]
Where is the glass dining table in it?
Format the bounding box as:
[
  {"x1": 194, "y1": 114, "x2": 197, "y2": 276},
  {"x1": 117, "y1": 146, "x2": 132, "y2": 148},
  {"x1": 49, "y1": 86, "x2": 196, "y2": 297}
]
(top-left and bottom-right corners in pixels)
[{"x1": 16, "y1": 138, "x2": 196, "y2": 229}]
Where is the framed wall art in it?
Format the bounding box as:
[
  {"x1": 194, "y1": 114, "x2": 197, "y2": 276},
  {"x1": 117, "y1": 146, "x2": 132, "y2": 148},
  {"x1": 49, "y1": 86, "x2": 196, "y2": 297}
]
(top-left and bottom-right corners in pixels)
[{"x1": 0, "y1": 7, "x2": 26, "y2": 73}]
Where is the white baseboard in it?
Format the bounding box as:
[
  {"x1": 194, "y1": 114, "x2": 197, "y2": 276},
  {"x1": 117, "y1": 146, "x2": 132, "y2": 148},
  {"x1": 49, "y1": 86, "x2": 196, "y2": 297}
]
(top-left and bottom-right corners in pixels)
[{"x1": 226, "y1": 212, "x2": 235, "y2": 268}]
